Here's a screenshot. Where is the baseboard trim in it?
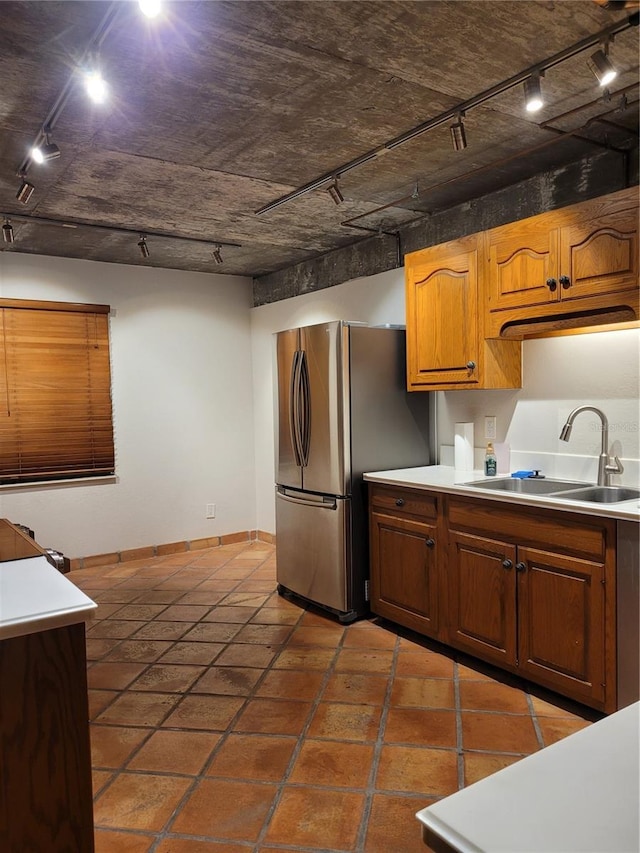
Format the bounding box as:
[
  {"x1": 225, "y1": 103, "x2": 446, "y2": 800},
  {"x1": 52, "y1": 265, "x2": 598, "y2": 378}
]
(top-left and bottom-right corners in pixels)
[{"x1": 68, "y1": 529, "x2": 276, "y2": 571}]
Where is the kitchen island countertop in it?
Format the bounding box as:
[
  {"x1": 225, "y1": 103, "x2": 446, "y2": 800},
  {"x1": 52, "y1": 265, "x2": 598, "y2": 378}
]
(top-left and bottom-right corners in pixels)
[
  {"x1": 415, "y1": 700, "x2": 639, "y2": 853},
  {"x1": 0, "y1": 555, "x2": 96, "y2": 641},
  {"x1": 363, "y1": 465, "x2": 640, "y2": 522}
]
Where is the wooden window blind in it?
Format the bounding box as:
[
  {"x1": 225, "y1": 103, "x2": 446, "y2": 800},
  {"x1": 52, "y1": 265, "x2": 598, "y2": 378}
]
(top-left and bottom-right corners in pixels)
[{"x1": 0, "y1": 298, "x2": 115, "y2": 484}]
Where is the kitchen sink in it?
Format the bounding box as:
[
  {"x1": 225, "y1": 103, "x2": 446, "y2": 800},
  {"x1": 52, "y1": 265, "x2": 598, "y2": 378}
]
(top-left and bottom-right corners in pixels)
[
  {"x1": 464, "y1": 477, "x2": 587, "y2": 494},
  {"x1": 561, "y1": 486, "x2": 640, "y2": 503}
]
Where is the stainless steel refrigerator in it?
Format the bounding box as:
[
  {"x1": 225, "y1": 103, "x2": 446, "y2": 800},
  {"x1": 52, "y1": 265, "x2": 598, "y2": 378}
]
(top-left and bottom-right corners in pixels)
[{"x1": 275, "y1": 320, "x2": 433, "y2": 622}]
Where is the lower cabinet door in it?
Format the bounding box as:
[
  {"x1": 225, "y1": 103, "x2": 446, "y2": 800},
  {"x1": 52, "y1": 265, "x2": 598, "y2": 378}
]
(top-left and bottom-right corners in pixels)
[
  {"x1": 517, "y1": 546, "x2": 605, "y2": 706},
  {"x1": 370, "y1": 512, "x2": 438, "y2": 636},
  {"x1": 448, "y1": 531, "x2": 518, "y2": 668}
]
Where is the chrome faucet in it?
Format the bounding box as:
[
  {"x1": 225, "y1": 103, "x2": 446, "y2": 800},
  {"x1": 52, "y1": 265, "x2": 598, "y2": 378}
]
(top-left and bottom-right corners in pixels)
[{"x1": 559, "y1": 406, "x2": 624, "y2": 487}]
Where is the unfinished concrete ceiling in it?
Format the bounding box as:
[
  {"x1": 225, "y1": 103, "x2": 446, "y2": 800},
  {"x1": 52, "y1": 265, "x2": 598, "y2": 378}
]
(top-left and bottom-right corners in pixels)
[{"x1": 0, "y1": 1, "x2": 638, "y2": 290}]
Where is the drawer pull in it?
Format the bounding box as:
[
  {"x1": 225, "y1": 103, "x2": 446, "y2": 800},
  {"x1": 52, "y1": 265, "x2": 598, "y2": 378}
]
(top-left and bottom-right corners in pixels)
[
  {"x1": 546, "y1": 277, "x2": 557, "y2": 292},
  {"x1": 395, "y1": 498, "x2": 405, "y2": 507},
  {"x1": 426, "y1": 538, "x2": 435, "y2": 549},
  {"x1": 516, "y1": 561, "x2": 527, "y2": 573},
  {"x1": 466, "y1": 361, "x2": 476, "y2": 371},
  {"x1": 559, "y1": 275, "x2": 571, "y2": 289},
  {"x1": 502, "y1": 559, "x2": 513, "y2": 570}
]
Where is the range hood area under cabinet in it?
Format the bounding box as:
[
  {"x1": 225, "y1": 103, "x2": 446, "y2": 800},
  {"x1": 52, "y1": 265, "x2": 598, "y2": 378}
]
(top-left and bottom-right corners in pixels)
[{"x1": 405, "y1": 186, "x2": 639, "y2": 392}]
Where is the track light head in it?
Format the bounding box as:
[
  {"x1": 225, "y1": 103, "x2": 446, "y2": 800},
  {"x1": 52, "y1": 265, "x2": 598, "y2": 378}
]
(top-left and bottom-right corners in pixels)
[
  {"x1": 137, "y1": 235, "x2": 150, "y2": 258},
  {"x1": 84, "y1": 68, "x2": 108, "y2": 104},
  {"x1": 524, "y1": 74, "x2": 544, "y2": 113},
  {"x1": 16, "y1": 177, "x2": 35, "y2": 204},
  {"x1": 139, "y1": 0, "x2": 162, "y2": 18},
  {"x1": 587, "y1": 49, "x2": 618, "y2": 87},
  {"x1": 450, "y1": 119, "x2": 467, "y2": 152},
  {"x1": 2, "y1": 219, "x2": 14, "y2": 244},
  {"x1": 327, "y1": 180, "x2": 344, "y2": 205},
  {"x1": 31, "y1": 139, "x2": 61, "y2": 165},
  {"x1": 212, "y1": 245, "x2": 224, "y2": 265}
]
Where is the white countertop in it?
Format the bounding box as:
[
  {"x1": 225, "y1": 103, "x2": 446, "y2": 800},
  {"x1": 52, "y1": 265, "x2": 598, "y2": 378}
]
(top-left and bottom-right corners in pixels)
[
  {"x1": 363, "y1": 465, "x2": 640, "y2": 521},
  {"x1": 416, "y1": 701, "x2": 640, "y2": 853},
  {"x1": 0, "y1": 556, "x2": 97, "y2": 641}
]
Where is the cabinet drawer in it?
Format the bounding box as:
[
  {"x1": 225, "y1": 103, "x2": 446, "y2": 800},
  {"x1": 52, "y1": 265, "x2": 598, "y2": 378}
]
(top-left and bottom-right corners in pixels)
[
  {"x1": 369, "y1": 485, "x2": 437, "y2": 520},
  {"x1": 447, "y1": 497, "x2": 611, "y2": 561}
]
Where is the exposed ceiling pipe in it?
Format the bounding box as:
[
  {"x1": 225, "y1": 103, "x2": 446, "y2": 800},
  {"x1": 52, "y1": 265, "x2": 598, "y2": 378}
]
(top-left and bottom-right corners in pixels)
[{"x1": 255, "y1": 14, "x2": 638, "y2": 217}]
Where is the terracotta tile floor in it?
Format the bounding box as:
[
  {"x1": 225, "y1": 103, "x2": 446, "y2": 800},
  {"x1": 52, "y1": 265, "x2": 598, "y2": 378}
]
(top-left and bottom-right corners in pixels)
[{"x1": 69, "y1": 540, "x2": 598, "y2": 853}]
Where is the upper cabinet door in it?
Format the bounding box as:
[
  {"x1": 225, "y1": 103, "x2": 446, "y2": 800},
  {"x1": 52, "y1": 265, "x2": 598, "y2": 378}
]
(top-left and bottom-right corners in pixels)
[
  {"x1": 487, "y1": 218, "x2": 560, "y2": 311},
  {"x1": 406, "y1": 235, "x2": 480, "y2": 388},
  {"x1": 559, "y1": 205, "x2": 639, "y2": 302}
]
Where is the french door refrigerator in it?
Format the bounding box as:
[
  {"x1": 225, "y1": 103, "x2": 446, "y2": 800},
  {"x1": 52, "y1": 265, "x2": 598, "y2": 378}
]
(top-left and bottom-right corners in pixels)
[{"x1": 275, "y1": 320, "x2": 433, "y2": 622}]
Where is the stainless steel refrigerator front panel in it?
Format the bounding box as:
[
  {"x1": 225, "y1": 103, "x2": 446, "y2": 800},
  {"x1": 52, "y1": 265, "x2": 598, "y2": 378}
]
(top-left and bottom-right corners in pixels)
[
  {"x1": 275, "y1": 487, "x2": 350, "y2": 613},
  {"x1": 299, "y1": 321, "x2": 348, "y2": 496},
  {"x1": 275, "y1": 328, "x2": 302, "y2": 490}
]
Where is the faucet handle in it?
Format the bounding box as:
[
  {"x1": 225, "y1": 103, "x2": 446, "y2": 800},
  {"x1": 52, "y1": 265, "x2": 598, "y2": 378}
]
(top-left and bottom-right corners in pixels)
[{"x1": 605, "y1": 456, "x2": 624, "y2": 476}]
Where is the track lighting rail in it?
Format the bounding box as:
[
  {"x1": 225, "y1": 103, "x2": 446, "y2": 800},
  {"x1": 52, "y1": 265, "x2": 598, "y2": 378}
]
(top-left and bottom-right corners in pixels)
[
  {"x1": 0, "y1": 212, "x2": 241, "y2": 250},
  {"x1": 16, "y1": 1, "x2": 122, "y2": 178},
  {"x1": 339, "y1": 90, "x2": 638, "y2": 235},
  {"x1": 254, "y1": 13, "x2": 638, "y2": 217}
]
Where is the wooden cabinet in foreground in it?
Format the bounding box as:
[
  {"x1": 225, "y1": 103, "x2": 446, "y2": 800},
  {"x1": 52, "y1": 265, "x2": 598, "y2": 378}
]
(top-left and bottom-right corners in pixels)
[
  {"x1": 486, "y1": 186, "x2": 639, "y2": 338},
  {"x1": 405, "y1": 234, "x2": 521, "y2": 390}
]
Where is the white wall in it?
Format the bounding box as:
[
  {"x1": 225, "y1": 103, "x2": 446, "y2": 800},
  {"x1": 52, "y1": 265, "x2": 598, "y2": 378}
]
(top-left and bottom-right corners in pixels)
[
  {"x1": 0, "y1": 253, "x2": 255, "y2": 558},
  {"x1": 251, "y1": 270, "x2": 640, "y2": 533}
]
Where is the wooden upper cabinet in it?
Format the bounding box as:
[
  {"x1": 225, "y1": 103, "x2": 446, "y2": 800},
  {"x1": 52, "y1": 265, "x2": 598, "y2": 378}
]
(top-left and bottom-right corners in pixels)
[
  {"x1": 486, "y1": 186, "x2": 639, "y2": 337},
  {"x1": 559, "y1": 203, "x2": 638, "y2": 301},
  {"x1": 406, "y1": 235, "x2": 521, "y2": 391}
]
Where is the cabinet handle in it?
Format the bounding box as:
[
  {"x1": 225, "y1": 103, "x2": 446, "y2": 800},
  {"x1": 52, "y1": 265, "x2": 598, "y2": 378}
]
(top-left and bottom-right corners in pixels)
[
  {"x1": 466, "y1": 361, "x2": 476, "y2": 370},
  {"x1": 395, "y1": 498, "x2": 405, "y2": 507},
  {"x1": 516, "y1": 561, "x2": 527, "y2": 573},
  {"x1": 502, "y1": 559, "x2": 513, "y2": 570},
  {"x1": 559, "y1": 275, "x2": 571, "y2": 289},
  {"x1": 426, "y1": 538, "x2": 435, "y2": 549},
  {"x1": 546, "y1": 277, "x2": 557, "y2": 292}
]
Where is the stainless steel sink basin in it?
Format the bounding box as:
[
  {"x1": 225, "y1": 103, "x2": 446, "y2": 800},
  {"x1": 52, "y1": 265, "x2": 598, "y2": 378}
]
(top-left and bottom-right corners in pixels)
[
  {"x1": 561, "y1": 486, "x2": 640, "y2": 503},
  {"x1": 465, "y1": 478, "x2": 587, "y2": 494}
]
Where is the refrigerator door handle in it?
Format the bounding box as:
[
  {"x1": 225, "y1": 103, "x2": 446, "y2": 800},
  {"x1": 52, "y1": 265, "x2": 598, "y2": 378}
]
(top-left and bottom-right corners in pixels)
[
  {"x1": 277, "y1": 489, "x2": 337, "y2": 510},
  {"x1": 289, "y1": 351, "x2": 303, "y2": 468},
  {"x1": 299, "y1": 350, "x2": 311, "y2": 467}
]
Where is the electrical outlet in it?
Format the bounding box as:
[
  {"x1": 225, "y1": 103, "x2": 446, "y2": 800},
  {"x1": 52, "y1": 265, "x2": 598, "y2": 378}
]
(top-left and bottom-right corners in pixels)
[
  {"x1": 485, "y1": 416, "x2": 497, "y2": 440},
  {"x1": 206, "y1": 503, "x2": 216, "y2": 518}
]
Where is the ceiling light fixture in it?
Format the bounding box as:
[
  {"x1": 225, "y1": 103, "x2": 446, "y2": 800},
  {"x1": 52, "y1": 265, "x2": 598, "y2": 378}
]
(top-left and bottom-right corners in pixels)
[
  {"x1": 327, "y1": 180, "x2": 344, "y2": 205},
  {"x1": 2, "y1": 218, "x2": 14, "y2": 244},
  {"x1": 137, "y1": 235, "x2": 150, "y2": 258},
  {"x1": 16, "y1": 176, "x2": 35, "y2": 204},
  {"x1": 450, "y1": 116, "x2": 467, "y2": 151},
  {"x1": 587, "y1": 47, "x2": 618, "y2": 87},
  {"x1": 31, "y1": 133, "x2": 61, "y2": 165},
  {"x1": 212, "y1": 245, "x2": 224, "y2": 265},
  {"x1": 84, "y1": 67, "x2": 108, "y2": 104},
  {"x1": 524, "y1": 73, "x2": 544, "y2": 113},
  {"x1": 139, "y1": 0, "x2": 162, "y2": 18}
]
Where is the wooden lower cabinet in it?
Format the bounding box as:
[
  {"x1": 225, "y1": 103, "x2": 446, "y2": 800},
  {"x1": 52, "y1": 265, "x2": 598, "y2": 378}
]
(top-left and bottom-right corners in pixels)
[
  {"x1": 369, "y1": 485, "x2": 617, "y2": 713},
  {"x1": 448, "y1": 531, "x2": 517, "y2": 668},
  {"x1": 369, "y1": 485, "x2": 440, "y2": 638}
]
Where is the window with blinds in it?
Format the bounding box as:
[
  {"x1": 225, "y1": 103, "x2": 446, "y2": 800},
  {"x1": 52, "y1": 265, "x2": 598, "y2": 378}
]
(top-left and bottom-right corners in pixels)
[{"x1": 0, "y1": 298, "x2": 115, "y2": 485}]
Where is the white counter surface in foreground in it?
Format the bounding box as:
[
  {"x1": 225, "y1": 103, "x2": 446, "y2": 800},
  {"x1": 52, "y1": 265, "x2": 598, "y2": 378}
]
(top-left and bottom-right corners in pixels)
[
  {"x1": 0, "y1": 555, "x2": 97, "y2": 641},
  {"x1": 416, "y1": 701, "x2": 640, "y2": 853},
  {"x1": 364, "y1": 465, "x2": 640, "y2": 521}
]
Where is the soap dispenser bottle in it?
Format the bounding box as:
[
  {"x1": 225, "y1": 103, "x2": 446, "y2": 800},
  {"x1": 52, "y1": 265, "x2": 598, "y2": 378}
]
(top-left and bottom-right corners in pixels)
[{"x1": 484, "y1": 442, "x2": 497, "y2": 476}]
